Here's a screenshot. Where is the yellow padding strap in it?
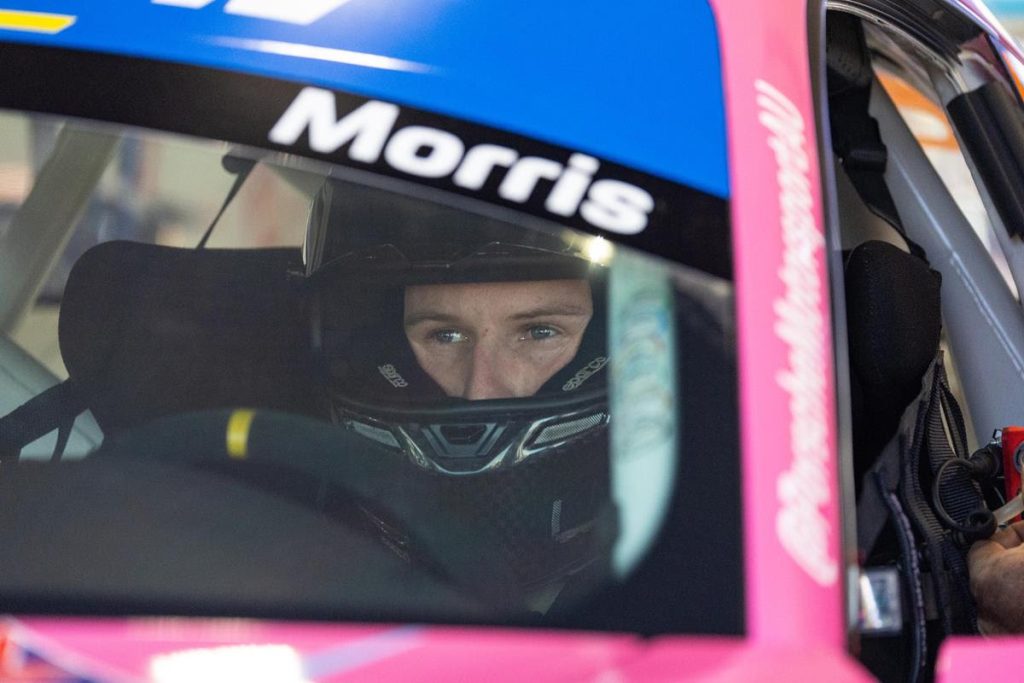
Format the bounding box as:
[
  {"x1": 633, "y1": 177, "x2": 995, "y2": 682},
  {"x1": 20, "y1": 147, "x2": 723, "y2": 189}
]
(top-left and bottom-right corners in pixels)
[
  {"x1": 226, "y1": 409, "x2": 256, "y2": 459},
  {"x1": 0, "y1": 10, "x2": 77, "y2": 34}
]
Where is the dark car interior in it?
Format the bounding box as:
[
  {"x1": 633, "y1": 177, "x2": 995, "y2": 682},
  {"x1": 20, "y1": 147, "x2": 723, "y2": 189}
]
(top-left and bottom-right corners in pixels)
[{"x1": 0, "y1": 219, "x2": 745, "y2": 636}]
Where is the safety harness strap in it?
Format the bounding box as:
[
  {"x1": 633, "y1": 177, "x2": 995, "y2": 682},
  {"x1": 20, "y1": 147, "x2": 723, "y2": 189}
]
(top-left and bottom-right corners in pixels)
[
  {"x1": 831, "y1": 84, "x2": 904, "y2": 230},
  {"x1": 858, "y1": 354, "x2": 982, "y2": 681},
  {"x1": 827, "y1": 11, "x2": 927, "y2": 261},
  {"x1": 0, "y1": 379, "x2": 83, "y2": 462},
  {"x1": 857, "y1": 435, "x2": 901, "y2": 553}
]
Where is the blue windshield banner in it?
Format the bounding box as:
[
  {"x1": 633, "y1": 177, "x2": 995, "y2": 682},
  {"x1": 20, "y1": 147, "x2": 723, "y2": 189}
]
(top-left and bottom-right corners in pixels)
[
  {"x1": 0, "y1": 45, "x2": 731, "y2": 277},
  {"x1": 0, "y1": 1, "x2": 728, "y2": 198}
]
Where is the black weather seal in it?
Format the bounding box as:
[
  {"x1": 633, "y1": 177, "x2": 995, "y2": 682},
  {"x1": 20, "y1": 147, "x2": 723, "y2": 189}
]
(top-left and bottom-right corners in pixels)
[{"x1": 947, "y1": 82, "x2": 1024, "y2": 239}]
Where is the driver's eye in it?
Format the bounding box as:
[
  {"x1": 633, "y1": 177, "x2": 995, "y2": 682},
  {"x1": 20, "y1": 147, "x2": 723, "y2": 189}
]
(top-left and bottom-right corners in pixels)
[
  {"x1": 432, "y1": 329, "x2": 469, "y2": 344},
  {"x1": 523, "y1": 325, "x2": 559, "y2": 341}
]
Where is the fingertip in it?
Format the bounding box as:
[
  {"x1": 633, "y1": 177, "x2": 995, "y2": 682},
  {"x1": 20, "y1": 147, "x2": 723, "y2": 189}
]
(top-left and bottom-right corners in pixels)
[{"x1": 975, "y1": 524, "x2": 1024, "y2": 553}]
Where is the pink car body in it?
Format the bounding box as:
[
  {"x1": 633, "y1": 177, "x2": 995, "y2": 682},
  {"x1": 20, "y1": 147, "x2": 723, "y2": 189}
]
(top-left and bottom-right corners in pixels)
[{"x1": 1, "y1": 0, "x2": 1022, "y2": 680}]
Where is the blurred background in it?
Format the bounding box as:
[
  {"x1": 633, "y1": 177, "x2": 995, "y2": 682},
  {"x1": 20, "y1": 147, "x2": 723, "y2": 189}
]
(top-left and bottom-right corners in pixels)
[{"x1": 991, "y1": 0, "x2": 1024, "y2": 36}]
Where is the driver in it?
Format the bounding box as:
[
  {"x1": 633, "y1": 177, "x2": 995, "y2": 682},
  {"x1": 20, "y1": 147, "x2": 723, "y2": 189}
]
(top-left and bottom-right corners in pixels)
[{"x1": 302, "y1": 179, "x2": 615, "y2": 608}]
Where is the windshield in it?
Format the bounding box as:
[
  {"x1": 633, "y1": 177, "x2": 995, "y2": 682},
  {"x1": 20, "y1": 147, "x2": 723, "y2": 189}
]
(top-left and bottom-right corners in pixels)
[{"x1": 0, "y1": 90, "x2": 740, "y2": 634}]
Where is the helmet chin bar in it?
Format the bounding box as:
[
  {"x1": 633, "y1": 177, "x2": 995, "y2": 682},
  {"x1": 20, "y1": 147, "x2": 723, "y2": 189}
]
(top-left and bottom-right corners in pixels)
[{"x1": 331, "y1": 393, "x2": 608, "y2": 476}]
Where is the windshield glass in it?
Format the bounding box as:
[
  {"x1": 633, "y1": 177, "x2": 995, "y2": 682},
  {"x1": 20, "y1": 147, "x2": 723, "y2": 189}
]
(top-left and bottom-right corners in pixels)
[{"x1": 0, "y1": 104, "x2": 741, "y2": 634}]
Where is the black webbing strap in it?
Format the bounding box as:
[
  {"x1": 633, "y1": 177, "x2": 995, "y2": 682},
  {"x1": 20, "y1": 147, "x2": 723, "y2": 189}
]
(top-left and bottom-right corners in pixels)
[
  {"x1": 930, "y1": 380, "x2": 980, "y2": 526},
  {"x1": 857, "y1": 433, "x2": 902, "y2": 553},
  {"x1": 858, "y1": 354, "x2": 981, "y2": 676},
  {"x1": 924, "y1": 372, "x2": 980, "y2": 634},
  {"x1": 830, "y1": 85, "x2": 929, "y2": 261},
  {"x1": 899, "y1": 359, "x2": 978, "y2": 632},
  {"x1": 0, "y1": 379, "x2": 84, "y2": 462},
  {"x1": 827, "y1": 12, "x2": 928, "y2": 261},
  {"x1": 857, "y1": 356, "x2": 978, "y2": 683},
  {"x1": 832, "y1": 86, "x2": 903, "y2": 224},
  {"x1": 857, "y1": 358, "x2": 940, "y2": 556}
]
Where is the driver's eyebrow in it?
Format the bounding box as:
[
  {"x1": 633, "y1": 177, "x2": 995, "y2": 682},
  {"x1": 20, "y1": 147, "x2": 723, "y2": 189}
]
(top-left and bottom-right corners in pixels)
[
  {"x1": 404, "y1": 306, "x2": 589, "y2": 328},
  {"x1": 508, "y1": 305, "x2": 590, "y2": 321},
  {"x1": 403, "y1": 312, "x2": 462, "y2": 327}
]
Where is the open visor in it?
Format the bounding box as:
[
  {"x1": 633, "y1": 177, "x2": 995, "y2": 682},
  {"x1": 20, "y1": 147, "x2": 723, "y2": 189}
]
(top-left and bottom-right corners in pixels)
[
  {"x1": 305, "y1": 179, "x2": 611, "y2": 474},
  {"x1": 305, "y1": 179, "x2": 610, "y2": 283}
]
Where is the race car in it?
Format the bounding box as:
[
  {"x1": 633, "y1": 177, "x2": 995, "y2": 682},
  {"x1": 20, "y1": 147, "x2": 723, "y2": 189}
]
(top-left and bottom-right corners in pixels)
[{"x1": 1, "y1": 0, "x2": 1024, "y2": 681}]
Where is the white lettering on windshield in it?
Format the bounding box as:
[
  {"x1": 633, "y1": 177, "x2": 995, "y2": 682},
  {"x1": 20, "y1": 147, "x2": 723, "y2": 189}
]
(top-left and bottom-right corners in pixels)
[{"x1": 269, "y1": 88, "x2": 655, "y2": 235}]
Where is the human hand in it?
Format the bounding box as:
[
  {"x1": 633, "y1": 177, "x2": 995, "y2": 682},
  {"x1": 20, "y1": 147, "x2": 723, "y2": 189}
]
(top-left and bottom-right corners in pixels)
[{"x1": 969, "y1": 521, "x2": 1024, "y2": 634}]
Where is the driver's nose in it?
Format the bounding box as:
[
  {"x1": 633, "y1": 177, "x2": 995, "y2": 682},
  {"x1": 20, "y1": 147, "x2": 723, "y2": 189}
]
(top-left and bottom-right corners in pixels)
[{"x1": 463, "y1": 339, "x2": 517, "y2": 400}]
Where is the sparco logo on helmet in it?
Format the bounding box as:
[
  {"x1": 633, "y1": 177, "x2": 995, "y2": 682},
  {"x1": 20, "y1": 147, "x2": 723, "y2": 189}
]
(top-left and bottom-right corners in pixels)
[{"x1": 269, "y1": 87, "x2": 655, "y2": 235}]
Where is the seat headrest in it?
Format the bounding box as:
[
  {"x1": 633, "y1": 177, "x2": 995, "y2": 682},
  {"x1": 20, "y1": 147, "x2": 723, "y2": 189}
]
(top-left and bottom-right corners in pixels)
[
  {"x1": 845, "y1": 240, "x2": 942, "y2": 461},
  {"x1": 58, "y1": 241, "x2": 316, "y2": 432}
]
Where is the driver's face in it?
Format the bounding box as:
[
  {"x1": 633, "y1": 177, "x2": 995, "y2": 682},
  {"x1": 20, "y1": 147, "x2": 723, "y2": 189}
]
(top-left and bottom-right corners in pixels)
[{"x1": 404, "y1": 279, "x2": 593, "y2": 400}]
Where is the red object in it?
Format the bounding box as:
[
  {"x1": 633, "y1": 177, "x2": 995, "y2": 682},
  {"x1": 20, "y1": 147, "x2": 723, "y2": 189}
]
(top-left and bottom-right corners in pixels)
[{"x1": 1000, "y1": 427, "x2": 1024, "y2": 507}]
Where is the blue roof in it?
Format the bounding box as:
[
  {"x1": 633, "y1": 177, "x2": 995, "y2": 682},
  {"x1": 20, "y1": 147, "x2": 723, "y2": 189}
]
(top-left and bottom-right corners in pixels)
[{"x1": 0, "y1": 1, "x2": 728, "y2": 198}]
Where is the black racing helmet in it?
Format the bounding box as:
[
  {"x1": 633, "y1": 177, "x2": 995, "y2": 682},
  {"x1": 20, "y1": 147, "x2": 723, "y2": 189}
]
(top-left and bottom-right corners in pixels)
[{"x1": 303, "y1": 177, "x2": 615, "y2": 598}]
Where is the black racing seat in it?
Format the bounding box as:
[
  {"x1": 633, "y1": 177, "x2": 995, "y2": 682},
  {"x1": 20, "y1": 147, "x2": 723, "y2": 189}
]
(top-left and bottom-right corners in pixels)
[{"x1": 1, "y1": 241, "x2": 319, "y2": 456}]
